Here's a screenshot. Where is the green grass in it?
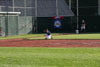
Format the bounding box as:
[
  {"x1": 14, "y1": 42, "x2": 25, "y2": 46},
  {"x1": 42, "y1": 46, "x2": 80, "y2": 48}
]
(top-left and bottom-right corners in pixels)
[
  {"x1": 0, "y1": 34, "x2": 100, "y2": 67},
  {"x1": 53, "y1": 34, "x2": 100, "y2": 39},
  {"x1": 28, "y1": 33, "x2": 100, "y2": 40},
  {"x1": 0, "y1": 33, "x2": 100, "y2": 40},
  {"x1": 0, "y1": 34, "x2": 44, "y2": 40},
  {"x1": 0, "y1": 47, "x2": 100, "y2": 67}
]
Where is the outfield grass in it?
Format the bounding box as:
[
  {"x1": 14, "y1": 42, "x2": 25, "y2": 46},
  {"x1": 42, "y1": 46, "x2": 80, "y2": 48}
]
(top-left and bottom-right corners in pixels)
[
  {"x1": 0, "y1": 33, "x2": 100, "y2": 40},
  {"x1": 0, "y1": 47, "x2": 100, "y2": 67},
  {"x1": 53, "y1": 34, "x2": 100, "y2": 39},
  {"x1": 0, "y1": 34, "x2": 44, "y2": 40},
  {"x1": 28, "y1": 33, "x2": 100, "y2": 40}
]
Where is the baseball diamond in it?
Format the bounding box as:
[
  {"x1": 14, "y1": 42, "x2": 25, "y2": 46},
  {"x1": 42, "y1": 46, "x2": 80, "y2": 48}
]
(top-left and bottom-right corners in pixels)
[{"x1": 0, "y1": 0, "x2": 100, "y2": 67}]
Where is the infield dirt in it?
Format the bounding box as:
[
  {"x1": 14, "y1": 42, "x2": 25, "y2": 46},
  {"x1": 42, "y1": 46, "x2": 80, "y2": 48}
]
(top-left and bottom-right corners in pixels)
[{"x1": 0, "y1": 39, "x2": 100, "y2": 47}]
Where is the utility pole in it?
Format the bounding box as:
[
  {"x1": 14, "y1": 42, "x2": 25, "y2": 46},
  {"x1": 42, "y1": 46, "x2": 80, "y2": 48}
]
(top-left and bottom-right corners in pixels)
[
  {"x1": 35, "y1": 0, "x2": 38, "y2": 33},
  {"x1": 5, "y1": 0, "x2": 9, "y2": 36},
  {"x1": 56, "y1": 0, "x2": 59, "y2": 16},
  {"x1": 76, "y1": 0, "x2": 79, "y2": 34},
  {"x1": 69, "y1": 0, "x2": 71, "y2": 9}
]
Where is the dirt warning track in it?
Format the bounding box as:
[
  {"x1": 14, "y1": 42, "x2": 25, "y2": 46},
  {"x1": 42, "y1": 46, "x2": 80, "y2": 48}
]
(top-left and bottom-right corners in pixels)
[{"x1": 0, "y1": 39, "x2": 100, "y2": 47}]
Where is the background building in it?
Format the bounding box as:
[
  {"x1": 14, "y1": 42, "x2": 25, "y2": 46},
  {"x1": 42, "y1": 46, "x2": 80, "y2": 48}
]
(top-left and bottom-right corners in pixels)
[{"x1": 0, "y1": 0, "x2": 100, "y2": 36}]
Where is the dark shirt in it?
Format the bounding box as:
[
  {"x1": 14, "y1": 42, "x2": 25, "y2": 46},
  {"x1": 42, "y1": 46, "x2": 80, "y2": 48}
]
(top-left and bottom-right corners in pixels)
[{"x1": 46, "y1": 31, "x2": 51, "y2": 35}]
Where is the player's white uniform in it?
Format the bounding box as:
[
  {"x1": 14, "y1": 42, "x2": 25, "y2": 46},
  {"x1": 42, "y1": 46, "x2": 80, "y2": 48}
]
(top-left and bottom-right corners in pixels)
[{"x1": 81, "y1": 24, "x2": 85, "y2": 30}]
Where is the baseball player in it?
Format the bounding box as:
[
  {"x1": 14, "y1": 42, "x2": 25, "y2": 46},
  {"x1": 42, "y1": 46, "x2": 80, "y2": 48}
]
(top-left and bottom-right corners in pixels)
[
  {"x1": 45, "y1": 29, "x2": 52, "y2": 39},
  {"x1": 81, "y1": 19, "x2": 86, "y2": 32}
]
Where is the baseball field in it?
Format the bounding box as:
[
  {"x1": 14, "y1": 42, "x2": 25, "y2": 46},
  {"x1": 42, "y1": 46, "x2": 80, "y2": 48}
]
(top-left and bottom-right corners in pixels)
[{"x1": 0, "y1": 33, "x2": 100, "y2": 67}]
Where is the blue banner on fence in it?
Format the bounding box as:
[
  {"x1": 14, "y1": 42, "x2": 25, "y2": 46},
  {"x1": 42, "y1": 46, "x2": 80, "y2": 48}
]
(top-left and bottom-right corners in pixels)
[{"x1": 54, "y1": 19, "x2": 62, "y2": 28}]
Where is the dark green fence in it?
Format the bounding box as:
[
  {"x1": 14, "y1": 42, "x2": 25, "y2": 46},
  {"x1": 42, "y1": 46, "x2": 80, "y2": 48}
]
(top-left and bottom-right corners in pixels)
[
  {"x1": 1, "y1": 16, "x2": 100, "y2": 36},
  {"x1": 37, "y1": 17, "x2": 72, "y2": 33},
  {"x1": 78, "y1": 16, "x2": 100, "y2": 33},
  {"x1": 37, "y1": 16, "x2": 100, "y2": 33}
]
